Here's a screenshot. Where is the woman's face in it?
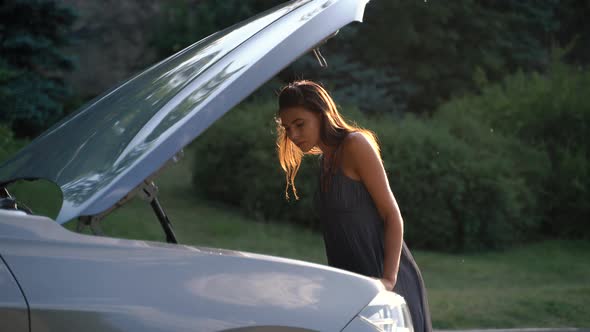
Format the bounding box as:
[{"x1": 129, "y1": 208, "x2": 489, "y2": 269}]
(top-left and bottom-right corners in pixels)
[{"x1": 279, "y1": 106, "x2": 322, "y2": 153}]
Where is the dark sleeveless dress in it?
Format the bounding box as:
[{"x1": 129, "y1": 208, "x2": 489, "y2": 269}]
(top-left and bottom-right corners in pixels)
[{"x1": 317, "y1": 157, "x2": 433, "y2": 332}]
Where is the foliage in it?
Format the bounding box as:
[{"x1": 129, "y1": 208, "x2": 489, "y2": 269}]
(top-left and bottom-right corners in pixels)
[
  {"x1": 555, "y1": 0, "x2": 590, "y2": 66},
  {"x1": 163, "y1": 1, "x2": 588, "y2": 248},
  {"x1": 440, "y1": 60, "x2": 590, "y2": 239},
  {"x1": 148, "y1": 0, "x2": 584, "y2": 117},
  {"x1": 341, "y1": 0, "x2": 560, "y2": 113},
  {"x1": 151, "y1": 0, "x2": 281, "y2": 57},
  {"x1": 191, "y1": 101, "x2": 320, "y2": 228},
  {"x1": 0, "y1": 0, "x2": 77, "y2": 137},
  {"x1": 286, "y1": 53, "x2": 413, "y2": 115},
  {"x1": 191, "y1": 98, "x2": 546, "y2": 251},
  {"x1": 372, "y1": 113, "x2": 547, "y2": 251}
]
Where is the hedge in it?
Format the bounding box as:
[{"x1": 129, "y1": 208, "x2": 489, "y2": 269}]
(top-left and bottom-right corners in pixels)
[
  {"x1": 192, "y1": 98, "x2": 546, "y2": 251},
  {"x1": 440, "y1": 61, "x2": 590, "y2": 239}
]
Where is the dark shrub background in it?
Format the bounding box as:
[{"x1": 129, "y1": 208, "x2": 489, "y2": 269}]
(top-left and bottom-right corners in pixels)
[{"x1": 192, "y1": 61, "x2": 589, "y2": 251}]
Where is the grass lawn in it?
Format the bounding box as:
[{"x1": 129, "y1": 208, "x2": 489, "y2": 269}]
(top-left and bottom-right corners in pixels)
[
  {"x1": 9, "y1": 147, "x2": 590, "y2": 329},
  {"x1": 420, "y1": 240, "x2": 590, "y2": 328}
]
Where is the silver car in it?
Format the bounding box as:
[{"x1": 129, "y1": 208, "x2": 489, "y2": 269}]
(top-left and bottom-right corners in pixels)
[{"x1": 0, "y1": 0, "x2": 414, "y2": 331}]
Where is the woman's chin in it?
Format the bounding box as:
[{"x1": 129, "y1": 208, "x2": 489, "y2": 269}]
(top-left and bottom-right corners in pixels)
[{"x1": 299, "y1": 144, "x2": 313, "y2": 153}]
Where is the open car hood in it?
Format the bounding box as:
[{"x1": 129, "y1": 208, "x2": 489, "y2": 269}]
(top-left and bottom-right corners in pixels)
[{"x1": 0, "y1": 0, "x2": 368, "y2": 224}]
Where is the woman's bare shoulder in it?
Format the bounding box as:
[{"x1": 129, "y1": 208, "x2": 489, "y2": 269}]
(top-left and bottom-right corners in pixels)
[
  {"x1": 339, "y1": 131, "x2": 384, "y2": 182},
  {"x1": 340, "y1": 131, "x2": 380, "y2": 172},
  {"x1": 343, "y1": 131, "x2": 376, "y2": 154}
]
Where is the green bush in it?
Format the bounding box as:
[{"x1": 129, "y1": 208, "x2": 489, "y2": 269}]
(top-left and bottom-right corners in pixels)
[
  {"x1": 369, "y1": 113, "x2": 548, "y2": 251},
  {"x1": 191, "y1": 101, "x2": 320, "y2": 228},
  {"x1": 191, "y1": 62, "x2": 588, "y2": 250},
  {"x1": 151, "y1": 0, "x2": 281, "y2": 57},
  {"x1": 440, "y1": 61, "x2": 590, "y2": 239},
  {"x1": 0, "y1": 1, "x2": 77, "y2": 137},
  {"x1": 192, "y1": 98, "x2": 546, "y2": 251}
]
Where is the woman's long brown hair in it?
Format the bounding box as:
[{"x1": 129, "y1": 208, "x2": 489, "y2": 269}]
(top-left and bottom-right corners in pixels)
[{"x1": 276, "y1": 80, "x2": 380, "y2": 200}]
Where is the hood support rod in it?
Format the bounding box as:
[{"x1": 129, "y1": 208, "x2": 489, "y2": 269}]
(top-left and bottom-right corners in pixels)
[
  {"x1": 142, "y1": 181, "x2": 178, "y2": 244},
  {"x1": 76, "y1": 151, "x2": 183, "y2": 242},
  {"x1": 150, "y1": 196, "x2": 178, "y2": 244}
]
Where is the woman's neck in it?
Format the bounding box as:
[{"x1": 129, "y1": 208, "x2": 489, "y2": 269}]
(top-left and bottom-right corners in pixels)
[{"x1": 319, "y1": 142, "x2": 336, "y2": 157}]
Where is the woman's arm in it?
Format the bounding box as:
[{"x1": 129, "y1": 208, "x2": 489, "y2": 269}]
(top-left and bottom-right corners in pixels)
[{"x1": 344, "y1": 132, "x2": 404, "y2": 290}]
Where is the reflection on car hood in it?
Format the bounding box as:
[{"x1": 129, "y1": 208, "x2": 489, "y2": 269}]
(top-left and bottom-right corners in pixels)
[
  {"x1": 0, "y1": 0, "x2": 369, "y2": 223},
  {"x1": 0, "y1": 211, "x2": 382, "y2": 331}
]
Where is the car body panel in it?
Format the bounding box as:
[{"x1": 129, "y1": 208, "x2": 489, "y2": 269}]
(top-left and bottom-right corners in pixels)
[
  {"x1": 0, "y1": 0, "x2": 369, "y2": 224},
  {"x1": 0, "y1": 251, "x2": 29, "y2": 332},
  {"x1": 0, "y1": 210, "x2": 380, "y2": 332}
]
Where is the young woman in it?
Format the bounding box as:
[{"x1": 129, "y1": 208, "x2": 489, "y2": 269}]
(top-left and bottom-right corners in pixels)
[{"x1": 276, "y1": 80, "x2": 432, "y2": 332}]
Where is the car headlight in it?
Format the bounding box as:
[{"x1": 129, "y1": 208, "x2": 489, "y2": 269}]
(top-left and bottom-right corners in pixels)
[{"x1": 342, "y1": 291, "x2": 414, "y2": 332}]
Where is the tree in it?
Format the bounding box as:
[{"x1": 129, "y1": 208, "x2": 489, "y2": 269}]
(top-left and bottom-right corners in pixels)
[
  {"x1": 342, "y1": 0, "x2": 560, "y2": 114},
  {"x1": 151, "y1": 0, "x2": 282, "y2": 58},
  {"x1": 555, "y1": 0, "x2": 590, "y2": 66},
  {"x1": 149, "y1": 0, "x2": 568, "y2": 115},
  {"x1": 0, "y1": 0, "x2": 77, "y2": 137}
]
